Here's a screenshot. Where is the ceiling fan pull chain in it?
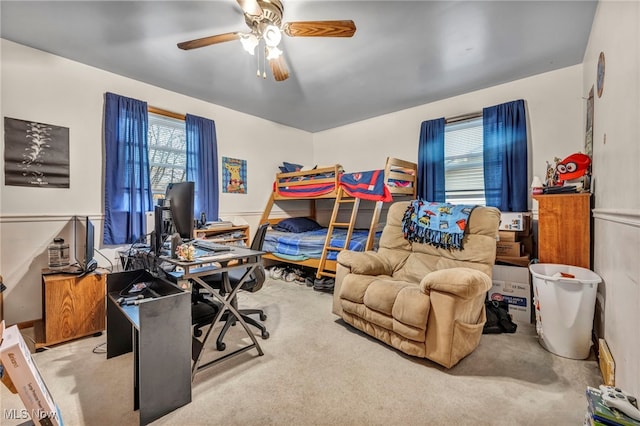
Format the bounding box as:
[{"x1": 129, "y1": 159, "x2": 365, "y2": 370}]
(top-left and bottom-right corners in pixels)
[
  {"x1": 256, "y1": 40, "x2": 261, "y2": 77},
  {"x1": 263, "y1": 44, "x2": 267, "y2": 79}
]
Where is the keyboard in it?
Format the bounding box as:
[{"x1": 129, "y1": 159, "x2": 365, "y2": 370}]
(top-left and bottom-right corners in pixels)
[
  {"x1": 192, "y1": 240, "x2": 232, "y2": 252},
  {"x1": 196, "y1": 253, "x2": 235, "y2": 262}
]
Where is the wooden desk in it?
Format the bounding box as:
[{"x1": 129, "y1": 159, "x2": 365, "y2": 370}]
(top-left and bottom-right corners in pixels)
[
  {"x1": 159, "y1": 245, "x2": 265, "y2": 380},
  {"x1": 35, "y1": 272, "x2": 105, "y2": 350}
]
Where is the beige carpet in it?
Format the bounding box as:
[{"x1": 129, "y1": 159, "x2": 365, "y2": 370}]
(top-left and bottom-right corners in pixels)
[{"x1": 2, "y1": 278, "x2": 601, "y2": 425}]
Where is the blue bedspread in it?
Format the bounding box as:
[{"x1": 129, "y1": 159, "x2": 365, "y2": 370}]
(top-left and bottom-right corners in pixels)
[{"x1": 264, "y1": 228, "x2": 379, "y2": 260}]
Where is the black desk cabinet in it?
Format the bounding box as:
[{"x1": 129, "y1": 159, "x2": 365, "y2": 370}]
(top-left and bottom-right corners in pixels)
[{"x1": 106, "y1": 270, "x2": 191, "y2": 425}]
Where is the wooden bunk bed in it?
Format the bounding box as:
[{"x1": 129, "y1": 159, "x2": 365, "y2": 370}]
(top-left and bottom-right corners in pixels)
[{"x1": 259, "y1": 157, "x2": 417, "y2": 279}]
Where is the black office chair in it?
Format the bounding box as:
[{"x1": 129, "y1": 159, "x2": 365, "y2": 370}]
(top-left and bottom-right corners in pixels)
[{"x1": 192, "y1": 223, "x2": 270, "y2": 351}]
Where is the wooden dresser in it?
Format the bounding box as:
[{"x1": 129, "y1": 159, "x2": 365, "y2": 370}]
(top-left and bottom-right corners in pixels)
[
  {"x1": 533, "y1": 192, "x2": 591, "y2": 269},
  {"x1": 35, "y1": 272, "x2": 106, "y2": 350}
]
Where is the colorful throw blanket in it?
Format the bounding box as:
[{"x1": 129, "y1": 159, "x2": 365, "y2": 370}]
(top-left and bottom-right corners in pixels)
[
  {"x1": 401, "y1": 200, "x2": 476, "y2": 250},
  {"x1": 339, "y1": 169, "x2": 392, "y2": 202}
]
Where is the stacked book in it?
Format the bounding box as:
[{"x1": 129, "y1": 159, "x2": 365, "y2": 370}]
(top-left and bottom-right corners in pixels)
[{"x1": 585, "y1": 387, "x2": 640, "y2": 426}]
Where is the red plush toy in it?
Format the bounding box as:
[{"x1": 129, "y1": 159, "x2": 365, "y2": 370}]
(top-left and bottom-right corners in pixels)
[{"x1": 556, "y1": 153, "x2": 591, "y2": 183}]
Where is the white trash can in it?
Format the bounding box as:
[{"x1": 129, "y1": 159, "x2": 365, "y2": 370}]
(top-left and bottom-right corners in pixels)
[{"x1": 529, "y1": 263, "x2": 601, "y2": 360}]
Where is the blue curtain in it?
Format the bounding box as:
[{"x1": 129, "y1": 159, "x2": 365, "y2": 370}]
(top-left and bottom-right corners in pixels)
[
  {"x1": 417, "y1": 118, "x2": 446, "y2": 202},
  {"x1": 185, "y1": 114, "x2": 219, "y2": 222},
  {"x1": 103, "y1": 92, "x2": 153, "y2": 244},
  {"x1": 483, "y1": 99, "x2": 528, "y2": 212}
]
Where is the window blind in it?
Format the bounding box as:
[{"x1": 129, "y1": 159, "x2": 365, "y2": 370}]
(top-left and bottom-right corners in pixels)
[{"x1": 444, "y1": 117, "x2": 485, "y2": 204}]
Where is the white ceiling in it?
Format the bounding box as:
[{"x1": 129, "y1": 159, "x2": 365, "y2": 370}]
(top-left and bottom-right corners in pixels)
[{"x1": 1, "y1": 1, "x2": 598, "y2": 132}]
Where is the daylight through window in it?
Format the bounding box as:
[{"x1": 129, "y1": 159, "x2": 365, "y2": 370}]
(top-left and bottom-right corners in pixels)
[
  {"x1": 148, "y1": 112, "x2": 186, "y2": 200},
  {"x1": 444, "y1": 117, "x2": 485, "y2": 205}
]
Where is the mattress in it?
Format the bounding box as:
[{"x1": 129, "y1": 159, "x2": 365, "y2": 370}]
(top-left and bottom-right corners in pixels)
[{"x1": 263, "y1": 228, "x2": 380, "y2": 261}]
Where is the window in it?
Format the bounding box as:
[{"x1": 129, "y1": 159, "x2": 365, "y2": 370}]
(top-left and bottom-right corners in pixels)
[
  {"x1": 444, "y1": 117, "x2": 485, "y2": 205},
  {"x1": 148, "y1": 112, "x2": 186, "y2": 200}
]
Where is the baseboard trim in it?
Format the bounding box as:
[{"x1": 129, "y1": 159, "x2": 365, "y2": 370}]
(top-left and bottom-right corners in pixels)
[{"x1": 16, "y1": 319, "x2": 38, "y2": 330}]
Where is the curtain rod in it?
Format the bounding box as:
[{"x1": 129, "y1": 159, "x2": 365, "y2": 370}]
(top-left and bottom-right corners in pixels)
[
  {"x1": 148, "y1": 106, "x2": 185, "y2": 121},
  {"x1": 445, "y1": 111, "x2": 482, "y2": 124}
]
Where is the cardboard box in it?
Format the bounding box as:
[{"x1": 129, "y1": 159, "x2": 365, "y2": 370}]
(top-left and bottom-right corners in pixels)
[
  {"x1": 499, "y1": 212, "x2": 532, "y2": 232},
  {"x1": 495, "y1": 254, "x2": 530, "y2": 267},
  {"x1": 498, "y1": 230, "x2": 519, "y2": 242},
  {"x1": 0, "y1": 322, "x2": 62, "y2": 425},
  {"x1": 498, "y1": 215, "x2": 533, "y2": 240},
  {"x1": 496, "y1": 241, "x2": 522, "y2": 257},
  {"x1": 489, "y1": 265, "x2": 532, "y2": 323}
]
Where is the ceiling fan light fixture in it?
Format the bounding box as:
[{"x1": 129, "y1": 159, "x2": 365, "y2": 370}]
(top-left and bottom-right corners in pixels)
[
  {"x1": 266, "y1": 46, "x2": 283, "y2": 60},
  {"x1": 240, "y1": 33, "x2": 259, "y2": 55},
  {"x1": 263, "y1": 24, "x2": 282, "y2": 47}
]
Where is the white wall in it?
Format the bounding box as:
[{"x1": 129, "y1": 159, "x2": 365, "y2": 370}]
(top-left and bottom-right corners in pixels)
[
  {"x1": 583, "y1": 1, "x2": 640, "y2": 395},
  {"x1": 3, "y1": 4, "x2": 638, "y2": 394},
  {"x1": 312, "y1": 64, "x2": 587, "y2": 203},
  {"x1": 0, "y1": 39, "x2": 313, "y2": 324}
]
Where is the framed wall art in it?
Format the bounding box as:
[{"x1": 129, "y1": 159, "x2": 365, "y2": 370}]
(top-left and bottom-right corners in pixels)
[
  {"x1": 585, "y1": 85, "x2": 594, "y2": 157},
  {"x1": 222, "y1": 156, "x2": 247, "y2": 194},
  {"x1": 4, "y1": 117, "x2": 70, "y2": 188}
]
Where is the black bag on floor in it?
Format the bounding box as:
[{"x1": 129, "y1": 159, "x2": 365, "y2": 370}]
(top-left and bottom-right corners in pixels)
[{"x1": 483, "y1": 300, "x2": 517, "y2": 334}]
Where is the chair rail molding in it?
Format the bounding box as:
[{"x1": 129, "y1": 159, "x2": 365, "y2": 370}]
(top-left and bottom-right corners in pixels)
[
  {"x1": 592, "y1": 208, "x2": 640, "y2": 228},
  {"x1": 0, "y1": 214, "x2": 104, "y2": 223}
]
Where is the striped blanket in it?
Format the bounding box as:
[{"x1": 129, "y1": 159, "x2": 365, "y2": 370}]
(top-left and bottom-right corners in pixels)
[
  {"x1": 401, "y1": 200, "x2": 476, "y2": 250},
  {"x1": 339, "y1": 169, "x2": 392, "y2": 202}
]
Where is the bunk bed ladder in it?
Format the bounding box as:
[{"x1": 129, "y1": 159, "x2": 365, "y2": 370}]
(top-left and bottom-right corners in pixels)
[{"x1": 316, "y1": 187, "x2": 359, "y2": 279}]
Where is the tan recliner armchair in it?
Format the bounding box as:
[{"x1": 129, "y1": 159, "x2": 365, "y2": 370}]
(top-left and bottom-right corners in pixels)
[{"x1": 333, "y1": 201, "x2": 500, "y2": 368}]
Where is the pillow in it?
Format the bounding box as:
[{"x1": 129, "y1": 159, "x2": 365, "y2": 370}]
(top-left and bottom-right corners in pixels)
[
  {"x1": 282, "y1": 162, "x2": 303, "y2": 173},
  {"x1": 273, "y1": 217, "x2": 323, "y2": 233}
]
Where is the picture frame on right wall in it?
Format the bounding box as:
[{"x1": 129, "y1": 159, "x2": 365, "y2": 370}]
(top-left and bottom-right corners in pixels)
[{"x1": 585, "y1": 85, "x2": 594, "y2": 158}]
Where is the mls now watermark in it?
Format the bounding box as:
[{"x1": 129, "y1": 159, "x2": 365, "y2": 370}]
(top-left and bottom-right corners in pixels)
[{"x1": 4, "y1": 408, "x2": 59, "y2": 421}]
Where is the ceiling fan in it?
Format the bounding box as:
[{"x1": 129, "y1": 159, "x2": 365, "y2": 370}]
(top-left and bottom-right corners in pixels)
[{"x1": 177, "y1": 0, "x2": 356, "y2": 82}]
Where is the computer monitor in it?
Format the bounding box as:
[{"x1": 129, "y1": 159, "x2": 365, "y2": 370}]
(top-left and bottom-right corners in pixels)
[
  {"x1": 74, "y1": 215, "x2": 97, "y2": 273},
  {"x1": 165, "y1": 181, "x2": 195, "y2": 241}
]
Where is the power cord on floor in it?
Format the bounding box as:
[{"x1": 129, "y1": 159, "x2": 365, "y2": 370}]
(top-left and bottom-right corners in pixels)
[{"x1": 92, "y1": 342, "x2": 106, "y2": 354}]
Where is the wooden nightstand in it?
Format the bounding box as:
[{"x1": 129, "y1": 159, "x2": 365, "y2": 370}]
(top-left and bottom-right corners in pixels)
[{"x1": 35, "y1": 271, "x2": 106, "y2": 350}]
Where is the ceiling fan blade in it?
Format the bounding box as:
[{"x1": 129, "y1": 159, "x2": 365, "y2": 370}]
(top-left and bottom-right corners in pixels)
[
  {"x1": 177, "y1": 32, "x2": 241, "y2": 50},
  {"x1": 283, "y1": 20, "x2": 356, "y2": 38},
  {"x1": 269, "y1": 55, "x2": 289, "y2": 82},
  {"x1": 237, "y1": 0, "x2": 262, "y2": 17}
]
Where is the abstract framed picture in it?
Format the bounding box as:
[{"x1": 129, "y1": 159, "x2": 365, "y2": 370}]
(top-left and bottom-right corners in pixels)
[
  {"x1": 222, "y1": 156, "x2": 247, "y2": 194},
  {"x1": 585, "y1": 86, "x2": 594, "y2": 158},
  {"x1": 4, "y1": 117, "x2": 70, "y2": 188}
]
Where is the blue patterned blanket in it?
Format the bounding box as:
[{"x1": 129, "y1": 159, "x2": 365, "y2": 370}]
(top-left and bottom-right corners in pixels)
[{"x1": 401, "y1": 200, "x2": 476, "y2": 250}]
